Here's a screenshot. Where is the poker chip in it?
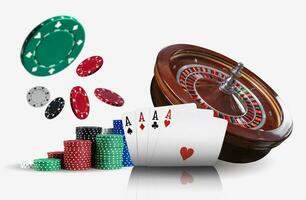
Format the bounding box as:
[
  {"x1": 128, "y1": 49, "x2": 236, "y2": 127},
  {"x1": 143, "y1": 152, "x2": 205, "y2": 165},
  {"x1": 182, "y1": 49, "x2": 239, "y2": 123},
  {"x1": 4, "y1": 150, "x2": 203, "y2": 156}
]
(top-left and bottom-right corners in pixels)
[
  {"x1": 47, "y1": 152, "x2": 64, "y2": 168},
  {"x1": 95, "y1": 134, "x2": 123, "y2": 170},
  {"x1": 20, "y1": 161, "x2": 33, "y2": 169},
  {"x1": 27, "y1": 86, "x2": 50, "y2": 107},
  {"x1": 45, "y1": 97, "x2": 65, "y2": 119},
  {"x1": 113, "y1": 120, "x2": 123, "y2": 128},
  {"x1": 21, "y1": 16, "x2": 85, "y2": 77},
  {"x1": 95, "y1": 164, "x2": 122, "y2": 170},
  {"x1": 70, "y1": 86, "x2": 90, "y2": 120},
  {"x1": 113, "y1": 128, "x2": 124, "y2": 135},
  {"x1": 102, "y1": 128, "x2": 114, "y2": 134},
  {"x1": 76, "y1": 56, "x2": 103, "y2": 77},
  {"x1": 75, "y1": 126, "x2": 102, "y2": 167},
  {"x1": 64, "y1": 140, "x2": 92, "y2": 170},
  {"x1": 32, "y1": 158, "x2": 61, "y2": 171},
  {"x1": 76, "y1": 126, "x2": 102, "y2": 134},
  {"x1": 111, "y1": 119, "x2": 133, "y2": 167},
  {"x1": 64, "y1": 140, "x2": 91, "y2": 147},
  {"x1": 94, "y1": 88, "x2": 125, "y2": 107}
]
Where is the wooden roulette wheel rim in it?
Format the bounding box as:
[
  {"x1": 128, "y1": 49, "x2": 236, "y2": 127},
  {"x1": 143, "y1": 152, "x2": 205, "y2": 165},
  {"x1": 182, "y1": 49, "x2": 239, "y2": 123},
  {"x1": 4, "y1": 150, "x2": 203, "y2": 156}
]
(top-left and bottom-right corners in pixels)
[{"x1": 151, "y1": 44, "x2": 293, "y2": 163}]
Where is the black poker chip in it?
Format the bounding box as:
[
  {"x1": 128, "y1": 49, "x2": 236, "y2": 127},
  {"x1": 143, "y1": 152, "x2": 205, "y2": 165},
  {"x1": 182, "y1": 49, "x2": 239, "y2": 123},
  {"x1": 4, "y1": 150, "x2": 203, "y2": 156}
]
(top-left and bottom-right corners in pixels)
[{"x1": 45, "y1": 97, "x2": 65, "y2": 119}]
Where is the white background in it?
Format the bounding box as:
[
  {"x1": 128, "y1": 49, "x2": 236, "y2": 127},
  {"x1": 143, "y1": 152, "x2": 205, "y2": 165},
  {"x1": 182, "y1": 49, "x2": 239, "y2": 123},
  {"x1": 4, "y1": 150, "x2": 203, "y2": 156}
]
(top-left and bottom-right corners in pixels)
[{"x1": 0, "y1": 0, "x2": 305, "y2": 199}]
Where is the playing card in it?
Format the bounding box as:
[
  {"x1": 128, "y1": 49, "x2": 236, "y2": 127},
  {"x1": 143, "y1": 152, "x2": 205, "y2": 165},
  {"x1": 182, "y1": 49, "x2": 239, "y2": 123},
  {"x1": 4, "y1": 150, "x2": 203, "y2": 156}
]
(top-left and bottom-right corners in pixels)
[
  {"x1": 147, "y1": 103, "x2": 198, "y2": 166},
  {"x1": 122, "y1": 111, "x2": 138, "y2": 165},
  {"x1": 135, "y1": 108, "x2": 150, "y2": 166},
  {"x1": 150, "y1": 109, "x2": 227, "y2": 166}
]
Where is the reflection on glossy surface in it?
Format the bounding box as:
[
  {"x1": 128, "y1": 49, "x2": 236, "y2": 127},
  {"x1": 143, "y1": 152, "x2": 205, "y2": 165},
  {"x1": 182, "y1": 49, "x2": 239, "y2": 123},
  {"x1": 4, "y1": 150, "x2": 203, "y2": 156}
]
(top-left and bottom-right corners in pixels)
[{"x1": 127, "y1": 167, "x2": 222, "y2": 200}]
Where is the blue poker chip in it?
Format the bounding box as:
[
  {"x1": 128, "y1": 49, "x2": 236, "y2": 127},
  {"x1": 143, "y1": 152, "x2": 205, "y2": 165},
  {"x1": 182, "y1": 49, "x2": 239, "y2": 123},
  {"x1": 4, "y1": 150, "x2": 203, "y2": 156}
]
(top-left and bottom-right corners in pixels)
[
  {"x1": 113, "y1": 129, "x2": 124, "y2": 135},
  {"x1": 113, "y1": 120, "x2": 123, "y2": 128}
]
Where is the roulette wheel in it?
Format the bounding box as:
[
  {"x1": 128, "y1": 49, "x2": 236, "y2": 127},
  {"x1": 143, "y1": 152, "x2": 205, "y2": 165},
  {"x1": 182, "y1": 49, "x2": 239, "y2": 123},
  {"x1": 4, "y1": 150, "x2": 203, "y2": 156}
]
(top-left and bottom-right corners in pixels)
[{"x1": 150, "y1": 44, "x2": 293, "y2": 163}]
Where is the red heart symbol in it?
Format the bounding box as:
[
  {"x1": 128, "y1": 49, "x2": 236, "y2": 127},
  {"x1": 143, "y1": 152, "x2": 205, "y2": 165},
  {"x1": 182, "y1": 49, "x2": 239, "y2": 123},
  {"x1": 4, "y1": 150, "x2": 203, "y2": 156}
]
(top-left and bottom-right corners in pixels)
[
  {"x1": 180, "y1": 147, "x2": 194, "y2": 160},
  {"x1": 164, "y1": 120, "x2": 170, "y2": 127},
  {"x1": 180, "y1": 171, "x2": 193, "y2": 184}
]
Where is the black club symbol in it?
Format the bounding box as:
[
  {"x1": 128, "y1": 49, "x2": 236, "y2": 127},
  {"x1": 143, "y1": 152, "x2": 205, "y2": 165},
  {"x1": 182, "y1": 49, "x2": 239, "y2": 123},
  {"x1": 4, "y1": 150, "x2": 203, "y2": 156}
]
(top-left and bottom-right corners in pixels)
[{"x1": 152, "y1": 122, "x2": 159, "y2": 129}]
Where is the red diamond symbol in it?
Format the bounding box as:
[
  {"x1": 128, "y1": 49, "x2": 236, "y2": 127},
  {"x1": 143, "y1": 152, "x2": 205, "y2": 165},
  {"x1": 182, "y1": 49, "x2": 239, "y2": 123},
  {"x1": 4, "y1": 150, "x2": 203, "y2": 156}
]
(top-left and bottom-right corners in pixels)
[{"x1": 140, "y1": 123, "x2": 145, "y2": 130}]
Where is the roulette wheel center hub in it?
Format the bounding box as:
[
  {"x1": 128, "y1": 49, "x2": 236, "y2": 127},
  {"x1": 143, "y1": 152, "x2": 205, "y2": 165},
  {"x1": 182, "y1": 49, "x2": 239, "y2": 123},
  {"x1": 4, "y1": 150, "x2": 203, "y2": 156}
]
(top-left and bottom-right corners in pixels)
[{"x1": 195, "y1": 63, "x2": 246, "y2": 116}]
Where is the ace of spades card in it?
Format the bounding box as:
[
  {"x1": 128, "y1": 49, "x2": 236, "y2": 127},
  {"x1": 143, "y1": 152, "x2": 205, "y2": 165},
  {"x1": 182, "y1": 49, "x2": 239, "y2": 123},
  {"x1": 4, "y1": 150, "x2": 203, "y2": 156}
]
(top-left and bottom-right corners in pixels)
[{"x1": 122, "y1": 111, "x2": 138, "y2": 165}]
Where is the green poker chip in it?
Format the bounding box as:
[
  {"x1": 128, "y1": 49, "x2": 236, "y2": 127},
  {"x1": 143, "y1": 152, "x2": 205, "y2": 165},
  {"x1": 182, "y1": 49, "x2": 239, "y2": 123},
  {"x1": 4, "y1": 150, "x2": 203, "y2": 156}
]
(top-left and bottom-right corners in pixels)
[
  {"x1": 95, "y1": 157, "x2": 123, "y2": 163},
  {"x1": 96, "y1": 134, "x2": 123, "y2": 140},
  {"x1": 21, "y1": 15, "x2": 85, "y2": 76},
  {"x1": 96, "y1": 147, "x2": 123, "y2": 152},
  {"x1": 33, "y1": 158, "x2": 61, "y2": 164},
  {"x1": 95, "y1": 153, "x2": 123, "y2": 157},
  {"x1": 95, "y1": 156, "x2": 122, "y2": 160},
  {"x1": 95, "y1": 165, "x2": 122, "y2": 170},
  {"x1": 32, "y1": 158, "x2": 61, "y2": 171},
  {"x1": 96, "y1": 143, "x2": 123, "y2": 148}
]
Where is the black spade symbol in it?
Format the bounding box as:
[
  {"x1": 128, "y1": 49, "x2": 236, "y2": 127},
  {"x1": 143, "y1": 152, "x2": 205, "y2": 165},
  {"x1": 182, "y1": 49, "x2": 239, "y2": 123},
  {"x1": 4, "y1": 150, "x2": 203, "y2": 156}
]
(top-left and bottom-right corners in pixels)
[
  {"x1": 127, "y1": 128, "x2": 133, "y2": 134},
  {"x1": 152, "y1": 121, "x2": 159, "y2": 129}
]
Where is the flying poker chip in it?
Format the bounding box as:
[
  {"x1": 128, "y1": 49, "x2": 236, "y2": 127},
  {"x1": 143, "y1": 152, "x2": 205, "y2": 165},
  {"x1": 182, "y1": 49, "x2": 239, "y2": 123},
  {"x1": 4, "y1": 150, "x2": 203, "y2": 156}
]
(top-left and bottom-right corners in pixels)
[
  {"x1": 70, "y1": 86, "x2": 90, "y2": 119},
  {"x1": 21, "y1": 16, "x2": 85, "y2": 77},
  {"x1": 45, "y1": 97, "x2": 65, "y2": 119},
  {"x1": 94, "y1": 88, "x2": 125, "y2": 107},
  {"x1": 27, "y1": 86, "x2": 50, "y2": 107},
  {"x1": 76, "y1": 56, "x2": 103, "y2": 77}
]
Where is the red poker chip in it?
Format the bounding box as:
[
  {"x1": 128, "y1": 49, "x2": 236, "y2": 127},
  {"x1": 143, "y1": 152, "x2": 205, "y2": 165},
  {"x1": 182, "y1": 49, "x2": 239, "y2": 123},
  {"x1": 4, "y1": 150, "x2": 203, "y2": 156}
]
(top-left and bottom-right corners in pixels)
[
  {"x1": 64, "y1": 140, "x2": 91, "y2": 146},
  {"x1": 64, "y1": 153, "x2": 91, "y2": 158},
  {"x1": 64, "y1": 162, "x2": 91, "y2": 166},
  {"x1": 64, "y1": 162, "x2": 91, "y2": 167},
  {"x1": 64, "y1": 163, "x2": 91, "y2": 169},
  {"x1": 70, "y1": 86, "x2": 90, "y2": 120},
  {"x1": 65, "y1": 159, "x2": 90, "y2": 162},
  {"x1": 64, "y1": 155, "x2": 91, "y2": 159},
  {"x1": 76, "y1": 56, "x2": 103, "y2": 77},
  {"x1": 48, "y1": 151, "x2": 64, "y2": 157},
  {"x1": 64, "y1": 150, "x2": 91, "y2": 153},
  {"x1": 64, "y1": 147, "x2": 91, "y2": 151},
  {"x1": 94, "y1": 88, "x2": 125, "y2": 107},
  {"x1": 64, "y1": 154, "x2": 91, "y2": 158},
  {"x1": 48, "y1": 151, "x2": 64, "y2": 155},
  {"x1": 64, "y1": 167, "x2": 91, "y2": 171},
  {"x1": 64, "y1": 153, "x2": 91, "y2": 156}
]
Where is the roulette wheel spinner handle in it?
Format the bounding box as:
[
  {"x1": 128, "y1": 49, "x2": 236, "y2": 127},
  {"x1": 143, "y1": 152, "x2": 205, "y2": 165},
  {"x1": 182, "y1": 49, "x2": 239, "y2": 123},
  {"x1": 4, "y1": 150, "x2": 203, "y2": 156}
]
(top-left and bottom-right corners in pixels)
[{"x1": 219, "y1": 62, "x2": 244, "y2": 95}]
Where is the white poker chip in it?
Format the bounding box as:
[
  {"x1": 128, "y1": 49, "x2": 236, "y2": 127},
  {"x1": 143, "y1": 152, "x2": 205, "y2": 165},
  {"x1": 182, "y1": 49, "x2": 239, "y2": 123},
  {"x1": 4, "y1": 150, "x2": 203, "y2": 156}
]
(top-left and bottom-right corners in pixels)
[
  {"x1": 102, "y1": 128, "x2": 114, "y2": 134},
  {"x1": 27, "y1": 86, "x2": 50, "y2": 107},
  {"x1": 20, "y1": 161, "x2": 33, "y2": 169}
]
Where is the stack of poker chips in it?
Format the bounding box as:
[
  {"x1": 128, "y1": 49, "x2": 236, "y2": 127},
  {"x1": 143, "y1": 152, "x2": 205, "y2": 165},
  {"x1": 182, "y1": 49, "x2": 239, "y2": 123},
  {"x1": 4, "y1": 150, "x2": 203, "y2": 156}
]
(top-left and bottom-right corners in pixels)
[
  {"x1": 63, "y1": 140, "x2": 92, "y2": 170},
  {"x1": 95, "y1": 134, "x2": 124, "y2": 170},
  {"x1": 47, "y1": 151, "x2": 64, "y2": 168},
  {"x1": 113, "y1": 120, "x2": 133, "y2": 167},
  {"x1": 76, "y1": 126, "x2": 102, "y2": 166},
  {"x1": 32, "y1": 158, "x2": 61, "y2": 171}
]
